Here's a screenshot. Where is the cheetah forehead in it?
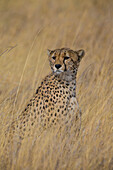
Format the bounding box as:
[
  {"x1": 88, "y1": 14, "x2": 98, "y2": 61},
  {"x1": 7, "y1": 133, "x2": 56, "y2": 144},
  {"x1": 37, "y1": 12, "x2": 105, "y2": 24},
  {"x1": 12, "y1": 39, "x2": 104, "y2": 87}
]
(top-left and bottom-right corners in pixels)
[{"x1": 48, "y1": 48, "x2": 75, "y2": 57}]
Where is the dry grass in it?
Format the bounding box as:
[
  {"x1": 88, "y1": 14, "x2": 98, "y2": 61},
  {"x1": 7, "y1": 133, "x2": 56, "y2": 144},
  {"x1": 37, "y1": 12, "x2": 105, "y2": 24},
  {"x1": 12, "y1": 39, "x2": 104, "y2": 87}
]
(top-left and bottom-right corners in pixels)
[{"x1": 0, "y1": 0, "x2": 113, "y2": 169}]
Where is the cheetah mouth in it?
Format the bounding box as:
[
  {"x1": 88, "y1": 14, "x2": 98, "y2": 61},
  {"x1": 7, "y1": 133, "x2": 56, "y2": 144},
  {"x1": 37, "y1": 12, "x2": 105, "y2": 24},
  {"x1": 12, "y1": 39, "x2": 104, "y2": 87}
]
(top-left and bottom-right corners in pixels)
[{"x1": 54, "y1": 70, "x2": 64, "y2": 74}]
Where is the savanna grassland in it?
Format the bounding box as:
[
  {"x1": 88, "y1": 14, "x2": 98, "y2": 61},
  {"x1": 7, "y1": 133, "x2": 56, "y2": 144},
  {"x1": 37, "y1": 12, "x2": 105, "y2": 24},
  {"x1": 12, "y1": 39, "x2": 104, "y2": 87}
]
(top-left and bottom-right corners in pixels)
[{"x1": 0, "y1": 0, "x2": 113, "y2": 169}]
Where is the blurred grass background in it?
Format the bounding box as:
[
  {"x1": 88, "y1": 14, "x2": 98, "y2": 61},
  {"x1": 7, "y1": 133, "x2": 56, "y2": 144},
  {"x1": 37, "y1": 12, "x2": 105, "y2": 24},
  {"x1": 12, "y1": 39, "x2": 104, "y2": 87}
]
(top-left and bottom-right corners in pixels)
[{"x1": 0, "y1": 0, "x2": 113, "y2": 169}]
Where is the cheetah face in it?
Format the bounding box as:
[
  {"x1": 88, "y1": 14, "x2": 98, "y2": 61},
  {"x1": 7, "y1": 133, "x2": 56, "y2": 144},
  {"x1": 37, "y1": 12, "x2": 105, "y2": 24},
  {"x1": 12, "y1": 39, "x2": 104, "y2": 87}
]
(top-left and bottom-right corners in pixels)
[{"x1": 47, "y1": 48, "x2": 85, "y2": 74}]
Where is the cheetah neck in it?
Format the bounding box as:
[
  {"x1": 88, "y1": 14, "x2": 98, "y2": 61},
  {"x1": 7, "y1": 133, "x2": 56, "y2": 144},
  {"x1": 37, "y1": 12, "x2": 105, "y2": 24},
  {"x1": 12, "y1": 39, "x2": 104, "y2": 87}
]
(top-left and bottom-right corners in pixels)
[
  {"x1": 53, "y1": 71, "x2": 76, "y2": 96},
  {"x1": 54, "y1": 70, "x2": 77, "y2": 82}
]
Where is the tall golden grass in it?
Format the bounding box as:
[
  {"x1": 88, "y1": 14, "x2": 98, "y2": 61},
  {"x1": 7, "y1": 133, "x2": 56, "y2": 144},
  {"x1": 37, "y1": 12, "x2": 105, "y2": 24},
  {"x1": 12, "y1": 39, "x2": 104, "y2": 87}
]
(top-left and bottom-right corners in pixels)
[{"x1": 0, "y1": 0, "x2": 113, "y2": 169}]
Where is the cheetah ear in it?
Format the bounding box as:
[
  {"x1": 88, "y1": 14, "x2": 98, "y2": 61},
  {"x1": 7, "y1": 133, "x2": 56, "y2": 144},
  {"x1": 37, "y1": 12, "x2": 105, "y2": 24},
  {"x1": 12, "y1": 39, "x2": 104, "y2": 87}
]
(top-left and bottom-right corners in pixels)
[
  {"x1": 47, "y1": 49, "x2": 54, "y2": 57},
  {"x1": 76, "y1": 49, "x2": 85, "y2": 62}
]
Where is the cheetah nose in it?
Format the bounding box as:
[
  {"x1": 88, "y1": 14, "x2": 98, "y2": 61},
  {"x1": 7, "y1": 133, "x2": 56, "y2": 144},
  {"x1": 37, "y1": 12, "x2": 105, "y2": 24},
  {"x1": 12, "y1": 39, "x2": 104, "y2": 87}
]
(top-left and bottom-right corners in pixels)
[{"x1": 55, "y1": 64, "x2": 62, "y2": 69}]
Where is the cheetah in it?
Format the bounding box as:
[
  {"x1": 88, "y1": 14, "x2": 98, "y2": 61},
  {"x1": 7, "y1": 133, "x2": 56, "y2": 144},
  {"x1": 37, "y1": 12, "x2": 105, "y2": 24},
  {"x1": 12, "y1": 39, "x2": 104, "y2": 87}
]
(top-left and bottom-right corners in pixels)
[
  {"x1": 2, "y1": 47, "x2": 85, "y2": 166},
  {"x1": 7, "y1": 47, "x2": 85, "y2": 141}
]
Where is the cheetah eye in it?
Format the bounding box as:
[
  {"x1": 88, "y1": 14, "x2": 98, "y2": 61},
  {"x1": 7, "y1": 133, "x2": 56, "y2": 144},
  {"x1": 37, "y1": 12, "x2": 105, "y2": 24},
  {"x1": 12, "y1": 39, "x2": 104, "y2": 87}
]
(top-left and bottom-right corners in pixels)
[
  {"x1": 64, "y1": 56, "x2": 70, "y2": 60},
  {"x1": 52, "y1": 56, "x2": 56, "y2": 60}
]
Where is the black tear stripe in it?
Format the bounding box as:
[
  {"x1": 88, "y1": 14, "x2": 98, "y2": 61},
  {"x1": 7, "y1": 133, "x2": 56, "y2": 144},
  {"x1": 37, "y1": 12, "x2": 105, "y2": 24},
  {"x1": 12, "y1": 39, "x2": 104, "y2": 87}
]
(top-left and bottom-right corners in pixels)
[
  {"x1": 63, "y1": 59, "x2": 67, "y2": 71},
  {"x1": 64, "y1": 64, "x2": 67, "y2": 71}
]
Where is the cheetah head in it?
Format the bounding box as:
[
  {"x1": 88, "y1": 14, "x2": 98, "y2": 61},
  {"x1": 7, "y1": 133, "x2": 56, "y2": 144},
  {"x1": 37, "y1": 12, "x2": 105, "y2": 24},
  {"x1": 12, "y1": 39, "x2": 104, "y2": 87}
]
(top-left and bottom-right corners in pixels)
[{"x1": 47, "y1": 48, "x2": 85, "y2": 74}]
